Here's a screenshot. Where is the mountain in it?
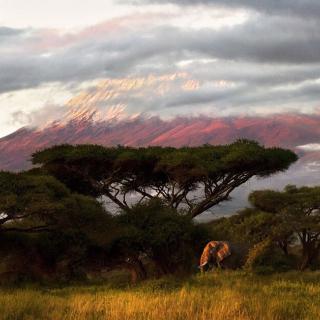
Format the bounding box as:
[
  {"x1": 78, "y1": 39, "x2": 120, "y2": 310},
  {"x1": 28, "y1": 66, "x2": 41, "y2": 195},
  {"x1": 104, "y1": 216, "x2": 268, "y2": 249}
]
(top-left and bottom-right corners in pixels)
[
  {"x1": 1, "y1": 74, "x2": 320, "y2": 171},
  {"x1": 0, "y1": 111, "x2": 319, "y2": 171},
  {"x1": 1, "y1": 93, "x2": 319, "y2": 220}
]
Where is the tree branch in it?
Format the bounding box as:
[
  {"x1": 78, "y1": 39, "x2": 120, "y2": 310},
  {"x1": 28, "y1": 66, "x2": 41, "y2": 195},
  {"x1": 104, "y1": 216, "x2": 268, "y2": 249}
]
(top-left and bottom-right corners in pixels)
[{"x1": 1, "y1": 225, "x2": 53, "y2": 233}]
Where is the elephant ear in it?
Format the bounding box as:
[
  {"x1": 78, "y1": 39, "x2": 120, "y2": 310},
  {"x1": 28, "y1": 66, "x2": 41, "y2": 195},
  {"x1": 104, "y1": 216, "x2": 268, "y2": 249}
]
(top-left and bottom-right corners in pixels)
[{"x1": 216, "y1": 241, "x2": 231, "y2": 262}]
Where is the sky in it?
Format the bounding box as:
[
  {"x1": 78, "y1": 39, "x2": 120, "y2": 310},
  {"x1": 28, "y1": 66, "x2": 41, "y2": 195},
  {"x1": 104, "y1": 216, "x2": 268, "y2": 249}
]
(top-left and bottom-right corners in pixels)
[{"x1": 1, "y1": 0, "x2": 320, "y2": 137}]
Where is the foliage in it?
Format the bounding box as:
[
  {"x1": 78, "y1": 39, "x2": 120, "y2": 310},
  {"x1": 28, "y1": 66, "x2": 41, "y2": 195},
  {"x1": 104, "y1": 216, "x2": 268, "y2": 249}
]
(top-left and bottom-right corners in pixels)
[
  {"x1": 209, "y1": 208, "x2": 276, "y2": 245},
  {"x1": 115, "y1": 199, "x2": 209, "y2": 275},
  {"x1": 208, "y1": 204, "x2": 300, "y2": 271},
  {"x1": 32, "y1": 140, "x2": 297, "y2": 217},
  {"x1": 0, "y1": 171, "x2": 210, "y2": 282},
  {"x1": 0, "y1": 171, "x2": 70, "y2": 232},
  {"x1": 209, "y1": 185, "x2": 320, "y2": 271},
  {"x1": 0, "y1": 171, "x2": 118, "y2": 281},
  {"x1": 244, "y1": 239, "x2": 295, "y2": 274},
  {"x1": 249, "y1": 185, "x2": 320, "y2": 270}
]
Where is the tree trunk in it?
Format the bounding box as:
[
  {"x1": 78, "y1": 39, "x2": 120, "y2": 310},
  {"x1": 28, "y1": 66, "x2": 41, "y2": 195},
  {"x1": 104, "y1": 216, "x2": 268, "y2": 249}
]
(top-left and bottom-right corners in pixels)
[
  {"x1": 125, "y1": 258, "x2": 147, "y2": 284},
  {"x1": 153, "y1": 256, "x2": 173, "y2": 275},
  {"x1": 300, "y1": 243, "x2": 318, "y2": 270},
  {"x1": 300, "y1": 253, "x2": 311, "y2": 270},
  {"x1": 129, "y1": 266, "x2": 138, "y2": 284},
  {"x1": 135, "y1": 258, "x2": 147, "y2": 279},
  {"x1": 278, "y1": 240, "x2": 288, "y2": 256}
]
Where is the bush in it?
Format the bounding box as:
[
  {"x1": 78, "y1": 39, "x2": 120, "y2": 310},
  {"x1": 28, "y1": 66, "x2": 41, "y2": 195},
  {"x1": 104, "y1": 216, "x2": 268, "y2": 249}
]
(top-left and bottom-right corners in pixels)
[
  {"x1": 209, "y1": 208, "x2": 275, "y2": 246},
  {"x1": 116, "y1": 199, "x2": 210, "y2": 276},
  {"x1": 245, "y1": 238, "x2": 295, "y2": 273}
]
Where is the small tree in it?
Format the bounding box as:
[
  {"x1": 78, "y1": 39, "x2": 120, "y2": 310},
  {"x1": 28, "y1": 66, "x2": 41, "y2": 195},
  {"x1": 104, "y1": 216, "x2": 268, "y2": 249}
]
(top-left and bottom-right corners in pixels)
[
  {"x1": 0, "y1": 171, "x2": 116, "y2": 280},
  {"x1": 32, "y1": 140, "x2": 297, "y2": 218},
  {"x1": 249, "y1": 186, "x2": 320, "y2": 270},
  {"x1": 115, "y1": 199, "x2": 208, "y2": 277},
  {"x1": 209, "y1": 207, "x2": 297, "y2": 272},
  {"x1": 209, "y1": 208, "x2": 276, "y2": 246},
  {"x1": 0, "y1": 171, "x2": 70, "y2": 233}
]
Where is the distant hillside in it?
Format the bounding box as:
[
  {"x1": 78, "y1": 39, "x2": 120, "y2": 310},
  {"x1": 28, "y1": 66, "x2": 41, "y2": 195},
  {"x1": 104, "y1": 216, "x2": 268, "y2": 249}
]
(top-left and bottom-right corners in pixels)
[{"x1": 0, "y1": 113, "x2": 319, "y2": 171}]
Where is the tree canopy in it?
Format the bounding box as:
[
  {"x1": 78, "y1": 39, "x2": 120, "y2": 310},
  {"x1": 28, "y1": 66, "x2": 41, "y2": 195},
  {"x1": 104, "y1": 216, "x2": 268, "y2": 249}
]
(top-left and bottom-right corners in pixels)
[
  {"x1": 249, "y1": 185, "x2": 320, "y2": 269},
  {"x1": 115, "y1": 199, "x2": 208, "y2": 276},
  {"x1": 32, "y1": 140, "x2": 297, "y2": 218},
  {"x1": 0, "y1": 171, "x2": 71, "y2": 232},
  {"x1": 0, "y1": 171, "x2": 113, "y2": 232},
  {"x1": 0, "y1": 171, "x2": 122, "y2": 280},
  {"x1": 209, "y1": 208, "x2": 276, "y2": 246}
]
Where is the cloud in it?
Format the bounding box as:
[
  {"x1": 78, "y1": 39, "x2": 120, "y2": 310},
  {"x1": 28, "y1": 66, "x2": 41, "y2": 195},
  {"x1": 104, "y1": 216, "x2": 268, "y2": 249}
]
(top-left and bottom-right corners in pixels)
[
  {"x1": 297, "y1": 143, "x2": 320, "y2": 151},
  {"x1": 1, "y1": 2, "x2": 320, "y2": 121},
  {"x1": 10, "y1": 110, "x2": 33, "y2": 125},
  {"x1": 9, "y1": 104, "x2": 66, "y2": 129},
  {"x1": 136, "y1": 0, "x2": 320, "y2": 19},
  {"x1": 0, "y1": 26, "x2": 24, "y2": 37},
  {"x1": 2, "y1": 14, "x2": 320, "y2": 94}
]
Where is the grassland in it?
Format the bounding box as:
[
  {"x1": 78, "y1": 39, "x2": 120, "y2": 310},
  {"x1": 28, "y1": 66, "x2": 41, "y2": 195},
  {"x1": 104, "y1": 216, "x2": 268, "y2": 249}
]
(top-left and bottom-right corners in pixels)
[{"x1": 0, "y1": 271, "x2": 320, "y2": 320}]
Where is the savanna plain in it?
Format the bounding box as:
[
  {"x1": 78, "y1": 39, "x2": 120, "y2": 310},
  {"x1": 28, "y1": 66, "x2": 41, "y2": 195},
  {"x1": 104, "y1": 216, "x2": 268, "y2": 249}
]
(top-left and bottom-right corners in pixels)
[{"x1": 1, "y1": 271, "x2": 320, "y2": 320}]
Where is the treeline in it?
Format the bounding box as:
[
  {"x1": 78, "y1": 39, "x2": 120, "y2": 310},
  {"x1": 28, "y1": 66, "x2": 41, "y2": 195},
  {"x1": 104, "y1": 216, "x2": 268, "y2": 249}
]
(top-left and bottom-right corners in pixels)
[
  {"x1": 212, "y1": 185, "x2": 320, "y2": 272},
  {"x1": 0, "y1": 139, "x2": 318, "y2": 283}
]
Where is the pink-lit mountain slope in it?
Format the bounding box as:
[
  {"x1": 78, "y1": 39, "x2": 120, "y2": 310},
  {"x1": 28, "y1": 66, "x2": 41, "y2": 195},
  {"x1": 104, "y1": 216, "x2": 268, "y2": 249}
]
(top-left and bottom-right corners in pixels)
[{"x1": 0, "y1": 112, "x2": 319, "y2": 171}]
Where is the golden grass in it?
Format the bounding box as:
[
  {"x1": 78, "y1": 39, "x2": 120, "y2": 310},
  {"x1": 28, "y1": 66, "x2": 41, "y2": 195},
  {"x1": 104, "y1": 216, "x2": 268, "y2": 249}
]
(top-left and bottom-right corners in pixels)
[{"x1": 0, "y1": 271, "x2": 320, "y2": 320}]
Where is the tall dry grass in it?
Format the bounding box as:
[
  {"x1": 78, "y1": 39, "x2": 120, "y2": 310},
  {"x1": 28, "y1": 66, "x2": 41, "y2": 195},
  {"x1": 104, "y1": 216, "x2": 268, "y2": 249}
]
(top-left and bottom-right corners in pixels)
[{"x1": 0, "y1": 271, "x2": 319, "y2": 320}]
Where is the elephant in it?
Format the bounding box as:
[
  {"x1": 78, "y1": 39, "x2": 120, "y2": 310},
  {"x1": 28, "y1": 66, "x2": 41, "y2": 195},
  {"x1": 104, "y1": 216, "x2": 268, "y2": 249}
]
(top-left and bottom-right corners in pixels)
[{"x1": 199, "y1": 240, "x2": 248, "y2": 272}]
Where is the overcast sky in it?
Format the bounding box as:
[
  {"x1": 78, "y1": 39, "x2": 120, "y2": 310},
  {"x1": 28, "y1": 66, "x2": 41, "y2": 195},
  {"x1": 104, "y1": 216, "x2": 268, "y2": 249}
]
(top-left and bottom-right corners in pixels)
[{"x1": 1, "y1": 0, "x2": 320, "y2": 137}]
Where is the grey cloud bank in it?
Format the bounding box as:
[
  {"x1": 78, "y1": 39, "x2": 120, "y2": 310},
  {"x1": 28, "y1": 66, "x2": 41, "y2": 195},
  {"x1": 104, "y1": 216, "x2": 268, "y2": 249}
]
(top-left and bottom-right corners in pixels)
[
  {"x1": 1, "y1": 0, "x2": 320, "y2": 125},
  {"x1": 137, "y1": 0, "x2": 320, "y2": 19}
]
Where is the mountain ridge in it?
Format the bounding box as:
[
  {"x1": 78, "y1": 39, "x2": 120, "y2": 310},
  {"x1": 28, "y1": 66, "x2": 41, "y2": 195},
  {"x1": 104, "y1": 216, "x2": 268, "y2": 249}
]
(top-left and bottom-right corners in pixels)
[{"x1": 1, "y1": 112, "x2": 319, "y2": 171}]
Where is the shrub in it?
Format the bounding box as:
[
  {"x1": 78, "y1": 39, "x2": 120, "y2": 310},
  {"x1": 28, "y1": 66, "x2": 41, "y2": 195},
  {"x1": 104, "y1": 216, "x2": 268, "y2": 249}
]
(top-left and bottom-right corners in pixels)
[
  {"x1": 116, "y1": 199, "x2": 210, "y2": 276},
  {"x1": 245, "y1": 238, "x2": 295, "y2": 273}
]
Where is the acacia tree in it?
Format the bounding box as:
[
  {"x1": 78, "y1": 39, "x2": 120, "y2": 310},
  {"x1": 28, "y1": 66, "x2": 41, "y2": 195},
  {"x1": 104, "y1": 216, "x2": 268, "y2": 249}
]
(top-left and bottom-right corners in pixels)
[
  {"x1": 0, "y1": 171, "x2": 186, "y2": 281},
  {"x1": 115, "y1": 199, "x2": 207, "y2": 276},
  {"x1": 32, "y1": 140, "x2": 297, "y2": 218},
  {"x1": 0, "y1": 171, "x2": 71, "y2": 233},
  {"x1": 0, "y1": 171, "x2": 112, "y2": 233},
  {"x1": 0, "y1": 171, "x2": 119, "y2": 280},
  {"x1": 249, "y1": 186, "x2": 320, "y2": 270},
  {"x1": 0, "y1": 171, "x2": 198, "y2": 281}
]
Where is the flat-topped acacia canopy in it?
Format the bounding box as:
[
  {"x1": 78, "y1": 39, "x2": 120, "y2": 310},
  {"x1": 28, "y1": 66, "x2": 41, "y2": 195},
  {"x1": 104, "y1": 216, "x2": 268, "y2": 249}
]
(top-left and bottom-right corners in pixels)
[{"x1": 32, "y1": 140, "x2": 298, "y2": 218}]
